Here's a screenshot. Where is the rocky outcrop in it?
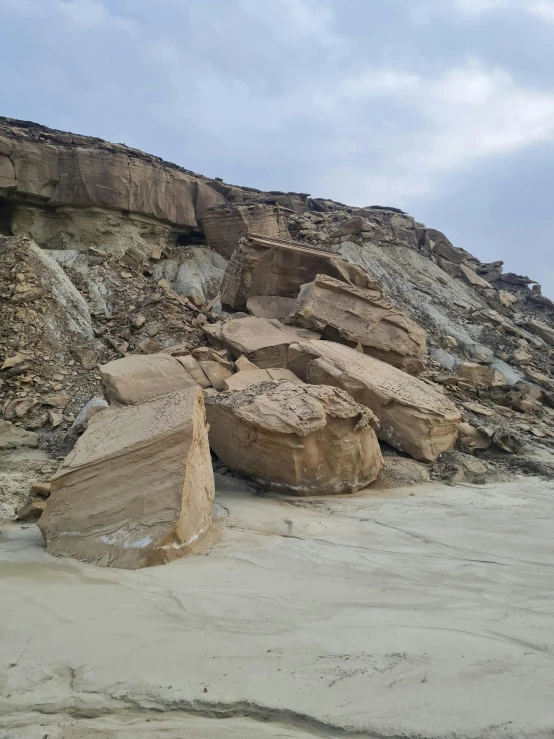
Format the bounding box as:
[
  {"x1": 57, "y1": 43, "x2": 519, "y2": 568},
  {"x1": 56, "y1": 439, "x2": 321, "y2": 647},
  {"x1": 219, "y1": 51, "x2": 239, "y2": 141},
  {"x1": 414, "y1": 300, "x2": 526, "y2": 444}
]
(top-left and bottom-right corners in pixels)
[
  {"x1": 290, "y1": 274, "x2": 427, "y2": 374},
  {"x1": 203, "y1": 204, "x2": 290, "y2": 259},
  {"x1": 38, "y1": 388, "x2": 215, "y2": 569},
  {"x1": 206, "y1": 381, "x2": 383, "y2": 494},
  {"x1": 220, "y1": 234, "x2": 374, "y2": 311},
  {"x1": 288, "y1": 341, "x2": 461, "y2": 462},
  {"x1": 204, "y1": 316, "x2": 319, "y2": 368}
]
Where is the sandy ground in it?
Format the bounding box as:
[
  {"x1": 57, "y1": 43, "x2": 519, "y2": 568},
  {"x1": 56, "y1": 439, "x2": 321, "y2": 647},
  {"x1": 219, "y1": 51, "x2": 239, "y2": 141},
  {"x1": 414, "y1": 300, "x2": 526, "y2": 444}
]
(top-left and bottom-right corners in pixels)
[{"x1": 1, "y1": 474, "x2": 554, "y2": 738}]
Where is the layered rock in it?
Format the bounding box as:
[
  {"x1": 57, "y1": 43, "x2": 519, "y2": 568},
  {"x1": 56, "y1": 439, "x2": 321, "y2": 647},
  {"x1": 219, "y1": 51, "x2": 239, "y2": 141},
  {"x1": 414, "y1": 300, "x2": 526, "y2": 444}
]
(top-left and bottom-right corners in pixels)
[
  {"x1": 100, "y1": 354, "x2": 200, "y2": 405},
  {"x1": 288, "y1": 341, "x2": 461, "y2": 462},
  {"x1": 203, "y1": 204, "x2": 290, "y2": 259},
  {"x1": 38, "y1": 389, "x2": 215, "y2": 569},
  {"x1": 220, "y1": 234, "x2": 374, "y2": 311},
  {"x1": 289, "y1": 274, "x2": 427, "y2": 374},
  {"x1": 203, "y1": 317, "x2": 318, "y2": 368},
  {"x1": 206, "y1": 381, "x2": 383, "y2": 494},
  {"x1": 223, "y1": 367, "x2": 300, "y2": 391}
]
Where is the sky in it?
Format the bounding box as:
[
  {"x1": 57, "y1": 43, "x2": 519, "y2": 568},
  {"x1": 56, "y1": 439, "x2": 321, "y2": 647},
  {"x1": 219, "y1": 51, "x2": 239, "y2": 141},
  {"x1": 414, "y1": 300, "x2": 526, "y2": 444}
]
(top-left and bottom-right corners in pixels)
[{"x1": 1, "y1": 0, "x2": 554, "y2": 296}]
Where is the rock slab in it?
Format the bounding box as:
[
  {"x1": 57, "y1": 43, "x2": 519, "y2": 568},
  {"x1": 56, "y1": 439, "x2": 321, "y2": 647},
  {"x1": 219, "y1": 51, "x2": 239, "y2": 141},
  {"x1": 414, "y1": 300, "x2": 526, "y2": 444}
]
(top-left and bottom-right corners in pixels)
[
  {"x1": 38, "y1": 389, "x2": 215, "y2": 569},
  {"x1": 290, "y1": 274, "x2": 427, "y2": 374},
  {"x1": 206, "y1": 381, "x2": 383, "y2": 495},
  {"x1": 288, "y1": 341, "x2": 461, "y2": 462}
]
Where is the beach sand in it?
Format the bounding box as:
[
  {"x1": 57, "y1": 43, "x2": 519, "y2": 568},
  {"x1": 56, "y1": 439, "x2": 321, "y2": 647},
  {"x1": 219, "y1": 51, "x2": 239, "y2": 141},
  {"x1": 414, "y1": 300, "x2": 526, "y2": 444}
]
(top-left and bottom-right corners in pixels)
[{"x1": 1, "y1": 474, "x2": 554, "y2": 738}]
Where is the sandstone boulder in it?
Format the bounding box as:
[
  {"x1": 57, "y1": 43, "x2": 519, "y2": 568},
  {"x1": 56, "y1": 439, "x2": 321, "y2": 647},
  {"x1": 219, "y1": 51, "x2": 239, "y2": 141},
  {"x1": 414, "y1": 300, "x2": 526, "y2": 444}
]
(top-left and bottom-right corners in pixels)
[
  {"x1": 246, "y1": 296, "x2": 297, "y2": 320},
  {"x1": 290, "y1": 274, "x2": 427, "y2": 374},
  {"x1": 203, "y1": 204, "x2": 290, "y2": 259},
  {"x1": 204, "y1": 317, "x2": 318, "y2": 369},
  {"x1": 206, "y1": 381, "x2": 383, "y2": 495},
  {"x1": 457, "y1": 362, "x2": 506, "y2": 388},
  {"x1": 526, "y1": 319, "x2": 554, "y2": 347},
  {"x1": 220, "y1": 234, "x2": 375, "y2": 311},
  {"x1": 100, "y1": 354, "x2": 199, "y2": 405},
  {"x1": 38, "y1": 389, "x2": 215, "y2": 569},
  {"x1": 288, "y1": 341, "x2": 461, "y2": 462}
]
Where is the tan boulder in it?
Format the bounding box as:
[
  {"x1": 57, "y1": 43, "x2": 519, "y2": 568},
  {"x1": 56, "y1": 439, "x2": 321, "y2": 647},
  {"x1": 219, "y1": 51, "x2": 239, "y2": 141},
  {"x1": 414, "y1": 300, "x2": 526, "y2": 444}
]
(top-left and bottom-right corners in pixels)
[
  {"x1": 100, "y1": 354, "x2": 199, "y2": 404},
  {"x1": 206, "y1": 382, "x2": 383, "y2": 495},
  {"x1": 203, "y1": 317, "x2": 318, "y2": 369},
  {"x1": 246, "y1": 296, "x2": 296, "y2": 320},
  {"x1": 176, "y1": 355, "x2": 211, "y2": 388},
  {"x1": 38, "y1": 389, "x2": 215, "y2": 569},
  {"x1": 457, "y1": 362, "x2": 506, "y2": 388},
  {"x1": 223, "y1": 368, "x2": 301, "y2": 392},
  {"x1": 458, "y1": 422, "x2": 491, "y2": 451},
  {"x1": 203, "y1": 204, "x2": 290, "y2": 259},
  {"x1": 290, "y1": 274, "x2": 427, "y2": 374},
  {"x1": 220, "y1": 234, "x2": 376, "y2": 311},
  {"x1": 198, "y1": 360, "x2": 233, "y2": 390},
  {"x1": 288, "y1": 341, "x2": 461, "y2": 462},
  {"x1": 526, "y1": 319, "x2": 554, "y2": 347}
]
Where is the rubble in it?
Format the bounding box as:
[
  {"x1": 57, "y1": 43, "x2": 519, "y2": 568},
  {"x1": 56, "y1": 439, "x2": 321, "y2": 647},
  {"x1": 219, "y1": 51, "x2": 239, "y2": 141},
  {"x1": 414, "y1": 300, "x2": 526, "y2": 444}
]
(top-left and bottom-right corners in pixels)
[
  {"x1": 206, "y1": 381, "x2": 383, "y2": 495},
  {"x1": 38, "y1": 389, "x2": 215, "y2": 569}
]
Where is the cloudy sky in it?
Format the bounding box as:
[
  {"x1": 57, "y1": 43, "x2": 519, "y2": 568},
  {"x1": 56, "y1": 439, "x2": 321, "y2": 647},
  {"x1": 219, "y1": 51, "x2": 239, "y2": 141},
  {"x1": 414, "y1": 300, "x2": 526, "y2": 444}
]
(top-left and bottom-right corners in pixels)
[{"x1": 2, "y1": 0, "x2": 554, "y2": 295}]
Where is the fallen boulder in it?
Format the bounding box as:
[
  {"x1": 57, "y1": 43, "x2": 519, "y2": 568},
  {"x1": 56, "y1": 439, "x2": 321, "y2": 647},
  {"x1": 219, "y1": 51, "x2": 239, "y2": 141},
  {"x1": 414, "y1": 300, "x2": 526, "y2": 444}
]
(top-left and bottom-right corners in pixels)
[
  {"x1": 288, "y1": 341, "x2": 461, "y2": 462},
  {"x1": 220, "y1": 234, "x2": 375, "y2": 311},
  {"x1": 100, "y1": 354, "x2": 199, "y2": 404},
  {"x1": 38, "y1": 389, "x2": 215, "y2": 569},
  {"x1": 206, "y1": 381, "x2": 383, "y2": 495},
  {"x1": 457, "y1": 362, "x2": 506, "y2": 388},
  {"x1": 204, "y1": 317, "x2": 318, "y2": 369},
  {"x1": 203, "y1": 204, "x2": 290, "y2": 259},
  {"x1": 289, "y1": 274, "x2": 427, "y2": 374}
]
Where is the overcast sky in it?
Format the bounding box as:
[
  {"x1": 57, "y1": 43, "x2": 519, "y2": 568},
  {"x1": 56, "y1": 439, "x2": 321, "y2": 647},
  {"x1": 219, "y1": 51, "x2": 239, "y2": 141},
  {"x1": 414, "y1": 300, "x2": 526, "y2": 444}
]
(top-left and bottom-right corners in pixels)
[{"x1": 2, "y1": 0, "x2": 553, "y2": 295}]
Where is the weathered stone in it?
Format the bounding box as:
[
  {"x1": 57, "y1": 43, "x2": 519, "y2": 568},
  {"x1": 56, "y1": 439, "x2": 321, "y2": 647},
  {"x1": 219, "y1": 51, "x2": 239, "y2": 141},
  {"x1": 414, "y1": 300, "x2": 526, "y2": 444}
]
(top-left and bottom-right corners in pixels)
[
  {"x1": 457, "y1": 422, "x2": 491, "y2": 451},
  {"x1": 204, "y1": 317, "x2": 318, "y2": 369},
  {"x1": 198, "y1": 360, "x2": 233, "y2": 390},
  {"x1": 457, "y1": 362, "x2": 506, "y2": 388},
  {"x1": 203, "y1": 204, "x2": 290, "y2": 258},
  {"x1": 17, "y1": 498, "x2": 47, "y2": 523},
  {"x1": 38, "y1": 389, "x2": 215, "y2": 569},
  {"x1": 290, "y1": 274, "x2": 427, "y2": 374},
  {"x1": 100, "y1": 354, "x2": 198, "y2": 405},
  {"x1": 288, "y1": 341, "x2": 461, "y2": 462},
  {"x1": 459, "y1": 264, "x2": 493, "y2": 289},
  {"x1": 234, "y1": 355, "x2": 258, "y2": 371},
  {"x1": 206, "y1": 381, "x2": 383, "y2": 495},
  {"x1": 176, "y1": 355, "x2": 211, "y2": 388},
  {"x1": 246, "y1": 296, "x2": 296, "y2": 320},
  {"x1": 526, "y1": 319, "x2": 554, "y2": 347},
  {"x1": 220, "y1": 234, "x2": 375, "y2": 311},
  {"x1": 0, "y1": 420, "x2": 38, "y2": 450},
  {"x1": 223, "y1": 368, "x2": 301, "y2": 392}
]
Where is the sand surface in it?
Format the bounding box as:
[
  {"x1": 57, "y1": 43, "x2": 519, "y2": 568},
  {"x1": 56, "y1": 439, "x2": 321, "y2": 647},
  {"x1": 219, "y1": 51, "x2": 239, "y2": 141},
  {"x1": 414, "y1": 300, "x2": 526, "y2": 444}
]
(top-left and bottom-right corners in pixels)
[{"x1": 1, "y1": 474, "x2": 554, "y2": 738}]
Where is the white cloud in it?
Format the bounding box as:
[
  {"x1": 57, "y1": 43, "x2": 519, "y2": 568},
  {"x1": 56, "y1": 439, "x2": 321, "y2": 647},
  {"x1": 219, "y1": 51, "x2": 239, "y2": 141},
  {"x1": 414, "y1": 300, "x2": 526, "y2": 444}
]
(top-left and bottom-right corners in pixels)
[{"x1": 528, "y1": 0, "x2": 554, "y2": 21}]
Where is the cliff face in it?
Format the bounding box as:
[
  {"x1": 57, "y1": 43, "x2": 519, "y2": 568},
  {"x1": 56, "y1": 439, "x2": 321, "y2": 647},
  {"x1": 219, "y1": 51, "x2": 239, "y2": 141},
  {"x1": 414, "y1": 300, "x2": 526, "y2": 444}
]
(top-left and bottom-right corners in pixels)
[{"x1": 0, "y1": 117, "x2": 316, "y2": 256}]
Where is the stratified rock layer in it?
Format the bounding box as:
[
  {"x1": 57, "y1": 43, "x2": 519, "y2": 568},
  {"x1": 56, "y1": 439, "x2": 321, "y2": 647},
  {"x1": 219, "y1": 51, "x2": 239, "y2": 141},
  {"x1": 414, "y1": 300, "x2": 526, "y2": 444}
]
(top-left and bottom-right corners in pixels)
[
  {"x1": 288, "y1": 341, "x2": 461, "y2": 462},
  {"x1": 38, "y1": 389, "x2": 215, "y2": 569},
  {"x1": 206, "y1": 381, "x2": 383, "y2": 495},
  {"x1": 290, "y1": 274, "x2": 427, "y2": 374}
]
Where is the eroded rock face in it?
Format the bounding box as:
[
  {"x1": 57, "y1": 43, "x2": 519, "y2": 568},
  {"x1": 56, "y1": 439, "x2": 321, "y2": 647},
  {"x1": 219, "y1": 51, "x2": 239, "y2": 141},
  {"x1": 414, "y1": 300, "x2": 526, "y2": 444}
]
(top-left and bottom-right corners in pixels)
[
  {"x1": 220, "y1": 234, "x2": 374, "y2": 311},
  {"x1": 288, "y1": 341, "x2": 461, "y2": 463},
  {"x1": 38, "y1": 389, "x2": 215, "y2": 569},
  {"x1": 203, "y1": 204, "x2": 290, "y2": 259},
  {"x1": 206, "y1": 381, "x2": 383, "y2": 494},
  {"x1": 204, "y1": 317, "x2": 319, "y2": 368},
  {"x1": 290, "y1": 274, "x2": 427, "y2": 374}
]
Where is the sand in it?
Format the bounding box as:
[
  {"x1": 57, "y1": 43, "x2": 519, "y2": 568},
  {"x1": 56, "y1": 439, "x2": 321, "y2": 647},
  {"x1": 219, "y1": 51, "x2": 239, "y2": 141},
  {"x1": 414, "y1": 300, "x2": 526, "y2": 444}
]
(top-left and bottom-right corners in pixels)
[{"x1": 1, "y1": 474, "x2": 554, "y2": 738}]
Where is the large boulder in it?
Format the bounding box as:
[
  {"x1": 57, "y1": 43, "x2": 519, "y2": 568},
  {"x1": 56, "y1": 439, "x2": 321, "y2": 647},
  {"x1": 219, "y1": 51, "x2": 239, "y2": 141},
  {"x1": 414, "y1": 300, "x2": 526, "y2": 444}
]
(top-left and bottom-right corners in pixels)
[
  {"x1": 203, "y1": 317, "x2": 318, "y2": 369},
  {"x1": 203, "y1": 204, "x2": 290, "y2": 259},
  {"x1": 100, "y1": 354, "x2": 200, "y2": 405},
  {"x1": 526, "y1": 319, "x2": 554, "y2": 347},
  {"x1": 289, "y1": 274, "x2": 427, "y2": 374},
  {"x1": 206, "y1": 381, "x2": 383, "y2": 495},
  {"x1": 288, "y1": 341, "x2": 461, "y2": 462},
  {"x1": 220, "y1": 234, "x2": 375, "y2": 311},
  {"x1": 38, "y1": 389, "x2": 215, "y2": 569}
]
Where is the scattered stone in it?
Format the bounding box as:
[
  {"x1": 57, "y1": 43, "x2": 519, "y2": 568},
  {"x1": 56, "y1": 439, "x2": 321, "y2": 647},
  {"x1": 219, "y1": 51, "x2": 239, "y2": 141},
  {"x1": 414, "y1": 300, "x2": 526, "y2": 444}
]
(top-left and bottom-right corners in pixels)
[
  {"x1": 0, "y1": 420, "x2": 38, "y2": 450},
  {"x1": 17, "y1": 498, "x2": 47, "y2": 522},
  {"x1": 457, "y1": 363, "x2": 506, "y2": 388},
  {"x1": 100, "y1": 355, "x2": 199, "y2": 405}
]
